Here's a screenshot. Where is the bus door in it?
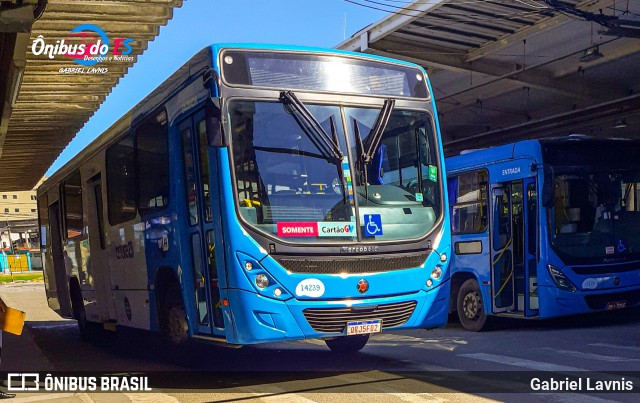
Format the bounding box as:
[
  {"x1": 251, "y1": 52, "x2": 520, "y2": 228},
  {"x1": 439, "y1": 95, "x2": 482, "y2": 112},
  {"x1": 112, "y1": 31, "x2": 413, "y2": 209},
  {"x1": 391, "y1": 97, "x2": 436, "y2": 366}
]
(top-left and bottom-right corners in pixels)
[
  {"x1": 491, "y1": 183, "x2": 515, "y2": 313},
  {"x1": 86, "y1": 174, "x2": 117, "y2": 323},
  {"x1": 523, "y1": 177, "x2": 539, "y2": 316},
  {"x1": 48, "y1": 201, "x2": 73, "y2": 317},
  {"x1": 179, "y1": 110, "x2": 225, "y2": 336}
]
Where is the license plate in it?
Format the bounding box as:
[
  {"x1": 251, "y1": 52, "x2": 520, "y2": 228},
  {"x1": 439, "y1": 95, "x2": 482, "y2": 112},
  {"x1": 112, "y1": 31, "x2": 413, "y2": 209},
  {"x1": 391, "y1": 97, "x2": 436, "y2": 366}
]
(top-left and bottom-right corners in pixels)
[
  {"x1": 346, "y1": 319, "x2": 382, "y2": 336},
  {"x1": 607, "y1": 301, "x2": 627, "y2": 310}
]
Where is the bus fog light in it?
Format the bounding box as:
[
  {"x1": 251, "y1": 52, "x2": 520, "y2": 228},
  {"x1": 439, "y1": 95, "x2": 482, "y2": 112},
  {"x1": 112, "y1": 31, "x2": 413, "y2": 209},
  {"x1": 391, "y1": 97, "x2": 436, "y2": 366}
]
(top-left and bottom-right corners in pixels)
[
  {"x1": 426, "y1": 279, "x2": 433, "y2": 287},
  {"x1": 440, "y1": 253, "x2": 447, "y2": 263},
  {"x1": 244, "y1": 262, "x2": 253, "y2": 271},
  {"x1": 255, "y1": 274, "x2": 269, "y2": 289},
  {"x1": 431, "y1": 266, "x2": 442, "y2": 279},
  {"x1": 274, "y1": 288, "x2": 282, "y2": 297}
]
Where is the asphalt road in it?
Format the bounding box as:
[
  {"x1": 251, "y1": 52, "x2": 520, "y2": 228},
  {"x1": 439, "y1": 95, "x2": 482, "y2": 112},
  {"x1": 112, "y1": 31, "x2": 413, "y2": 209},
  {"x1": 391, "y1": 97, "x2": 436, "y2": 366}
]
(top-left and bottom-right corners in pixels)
[{"x1": 1, "y1": 281, "x2": 639, "y2": 402}]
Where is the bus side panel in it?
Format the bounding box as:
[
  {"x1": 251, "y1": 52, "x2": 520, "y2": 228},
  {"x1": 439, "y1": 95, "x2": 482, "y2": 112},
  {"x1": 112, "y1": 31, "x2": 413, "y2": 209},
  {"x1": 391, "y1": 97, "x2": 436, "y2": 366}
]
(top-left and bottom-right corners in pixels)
[
  {"x1": 105, "y1": 219, "x2": 152, "y2": 330},
  {"x1": 449, "y1": 234, "x2": 491, "y2": 314}
]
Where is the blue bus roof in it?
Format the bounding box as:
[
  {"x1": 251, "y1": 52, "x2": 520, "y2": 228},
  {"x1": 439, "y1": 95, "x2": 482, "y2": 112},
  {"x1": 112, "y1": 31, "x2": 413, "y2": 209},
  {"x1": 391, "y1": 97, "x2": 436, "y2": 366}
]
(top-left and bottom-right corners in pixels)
[
  {"x1": 445, "y1": 140, "x2": 541, "y2": 174},
  {"x1": 445, "y1": 136, "x2": 640, "y2": 175}
]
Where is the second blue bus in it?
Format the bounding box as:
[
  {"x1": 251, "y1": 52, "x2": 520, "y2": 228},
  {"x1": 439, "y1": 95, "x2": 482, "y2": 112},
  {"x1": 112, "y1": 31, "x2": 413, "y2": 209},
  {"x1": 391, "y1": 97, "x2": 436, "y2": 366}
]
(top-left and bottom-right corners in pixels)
[{"x1": 446, "y1": 136, "x2": 640, "y2": 331}]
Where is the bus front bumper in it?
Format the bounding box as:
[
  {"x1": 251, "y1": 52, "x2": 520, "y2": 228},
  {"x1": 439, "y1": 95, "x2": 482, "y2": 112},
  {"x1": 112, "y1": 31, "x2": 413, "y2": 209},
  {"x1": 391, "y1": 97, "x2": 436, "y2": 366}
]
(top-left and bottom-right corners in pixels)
[
  {"x1": 225, "y1": 280, "x2": 450, "y2": 345},
  {"x1": 538, "y1": 284, "x2": 640, "y2": 318}
]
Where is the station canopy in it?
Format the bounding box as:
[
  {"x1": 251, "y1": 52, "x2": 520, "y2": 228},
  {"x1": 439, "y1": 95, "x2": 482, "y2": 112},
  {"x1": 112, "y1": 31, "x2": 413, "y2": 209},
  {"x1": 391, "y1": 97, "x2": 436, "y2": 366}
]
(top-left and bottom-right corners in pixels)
[
  {"x1": 0, "y1": 0, "x2": 183, "y2": 191},
  {"x1": 337, "y1": 0, "x2": 640, "y2": 155}
]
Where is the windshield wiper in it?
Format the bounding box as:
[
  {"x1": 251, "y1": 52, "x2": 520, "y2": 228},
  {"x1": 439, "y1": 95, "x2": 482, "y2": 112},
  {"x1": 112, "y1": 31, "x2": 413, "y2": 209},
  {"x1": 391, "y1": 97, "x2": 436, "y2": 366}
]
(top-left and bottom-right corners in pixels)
[
  {"x1": 353, "y1": 120, "x2": 370, "y2": 201},
  {"x1": 354, "y1": 99, "x2": 395, "y2": 202},
  {"x1": 280, "y1": 91, "x2": 343, "y2": 162},
  {"x1": 361, "y1": 99, "x2": 395, "y2": 165}
]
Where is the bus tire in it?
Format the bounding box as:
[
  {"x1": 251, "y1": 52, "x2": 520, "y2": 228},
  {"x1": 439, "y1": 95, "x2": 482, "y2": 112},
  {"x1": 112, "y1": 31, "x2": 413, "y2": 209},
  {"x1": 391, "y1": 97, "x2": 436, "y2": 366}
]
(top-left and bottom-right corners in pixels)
[
  {"x1": 457, "y1": 279, "x2": 488, "y2": 331},
  {"x1": 159, "y1": 284, "x2": 189, "y2": 345},
  {"x1": 325, "y1": 334, "x2": 369, "y2": 353},
  {"x1": 70, "y1": 280, "x2": 92, "y2": 340}
]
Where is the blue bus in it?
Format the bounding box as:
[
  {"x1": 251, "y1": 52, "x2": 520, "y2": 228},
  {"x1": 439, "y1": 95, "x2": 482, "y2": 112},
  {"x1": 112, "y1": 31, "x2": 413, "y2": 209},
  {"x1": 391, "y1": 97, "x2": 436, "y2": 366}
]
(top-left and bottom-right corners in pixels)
[
  {"x1": 38, "y1": 44, "x2": 451, "y2": 352},
  {"x1": 446, "y1": 136, "x2": 640, "y2": 331}
]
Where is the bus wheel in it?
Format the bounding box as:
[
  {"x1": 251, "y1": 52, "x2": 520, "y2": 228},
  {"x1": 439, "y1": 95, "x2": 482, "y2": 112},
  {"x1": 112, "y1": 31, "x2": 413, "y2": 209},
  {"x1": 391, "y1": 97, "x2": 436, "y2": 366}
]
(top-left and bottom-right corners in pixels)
[
  {"x1": 160, "y1": 285, "x2": 189, "y2": 345},
  {"x1": 325, "y1": 334, "x2": 369, "y2": 353},
  {"x1": 457, "y1": 279, "x2": 488, "y2": 331},
  {"x1": 70, "y1": 281, "x2": 91, "y2": 340}
]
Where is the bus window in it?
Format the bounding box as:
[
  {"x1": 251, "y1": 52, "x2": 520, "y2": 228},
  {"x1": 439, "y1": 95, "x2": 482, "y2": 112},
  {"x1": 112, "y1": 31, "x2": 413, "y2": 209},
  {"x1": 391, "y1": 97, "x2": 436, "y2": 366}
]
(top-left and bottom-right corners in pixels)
[
  {"x1": 449, "y1": 170, "x2": 487, "y2": 234},
  {"x1": 106, "y1": 132, "x2": 136, "y2": 225},
  {"x1": 63, "y1": 170, "x2": 83, "y2": 239},
  {"x1": 347, "y1": 107, "x2": 441, "y2": 242},
  {"x1": 137, "y1": 112, "x2": 169, "y2": 212}
]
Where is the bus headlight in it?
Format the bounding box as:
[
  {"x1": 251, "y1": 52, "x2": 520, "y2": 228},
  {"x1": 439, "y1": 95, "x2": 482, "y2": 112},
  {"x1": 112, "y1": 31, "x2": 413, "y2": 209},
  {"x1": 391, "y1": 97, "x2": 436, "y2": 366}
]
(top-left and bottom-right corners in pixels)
[
  {"x1": 547, "y1": 265, "x2": 577, "y2": 292},
  {"x1": 440, "y1": 253, "x2": 447, "y2": 263},
  {"x1": 244, "y1": 262, "x2": 253, "y2": 271},
  {"x1": 255, "y1": 274, "x2": 269, "y2": 289},
  {"x1": 431, "y1": 266, "x2": 443, "y2": 280},
  {"x1": 426, "y1": 279, "x2": 433, "y2": 287}
]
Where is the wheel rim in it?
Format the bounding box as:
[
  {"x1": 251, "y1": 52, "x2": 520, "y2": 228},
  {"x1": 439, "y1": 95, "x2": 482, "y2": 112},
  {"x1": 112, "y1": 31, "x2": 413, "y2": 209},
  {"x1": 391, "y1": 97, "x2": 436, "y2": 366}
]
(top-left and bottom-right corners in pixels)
[{"x1": 463, "y1": 291, "x2": 481, "y2": 320}]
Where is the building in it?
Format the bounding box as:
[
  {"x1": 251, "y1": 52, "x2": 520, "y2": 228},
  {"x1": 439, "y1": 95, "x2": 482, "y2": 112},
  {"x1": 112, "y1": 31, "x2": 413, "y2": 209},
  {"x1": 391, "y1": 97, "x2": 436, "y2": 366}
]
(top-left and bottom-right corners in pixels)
[{"x1": 0, "y1": 177, "x2": 45, "y2": 266}]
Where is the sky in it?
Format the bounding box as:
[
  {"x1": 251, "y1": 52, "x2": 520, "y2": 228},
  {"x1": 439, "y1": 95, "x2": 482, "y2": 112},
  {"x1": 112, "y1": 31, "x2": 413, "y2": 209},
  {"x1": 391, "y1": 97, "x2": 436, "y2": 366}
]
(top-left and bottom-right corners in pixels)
[{"x1": 46, "y1": 0, "x2": 387, "y2": 175}]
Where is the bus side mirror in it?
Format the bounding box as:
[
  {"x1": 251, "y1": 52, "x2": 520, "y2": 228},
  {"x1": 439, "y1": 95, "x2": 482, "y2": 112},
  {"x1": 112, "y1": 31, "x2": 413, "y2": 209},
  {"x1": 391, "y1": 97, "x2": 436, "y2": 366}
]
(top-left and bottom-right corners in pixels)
[{"x1": 206, "y1": 100, "x2": 224, "y2": 147}]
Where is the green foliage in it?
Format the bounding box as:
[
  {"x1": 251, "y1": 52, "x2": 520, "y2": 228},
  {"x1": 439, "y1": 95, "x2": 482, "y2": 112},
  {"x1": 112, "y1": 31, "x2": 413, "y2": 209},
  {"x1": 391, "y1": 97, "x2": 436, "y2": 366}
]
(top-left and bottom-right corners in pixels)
[{"x1": 0, "y1": 272, "x2": 43, "y2": 283}]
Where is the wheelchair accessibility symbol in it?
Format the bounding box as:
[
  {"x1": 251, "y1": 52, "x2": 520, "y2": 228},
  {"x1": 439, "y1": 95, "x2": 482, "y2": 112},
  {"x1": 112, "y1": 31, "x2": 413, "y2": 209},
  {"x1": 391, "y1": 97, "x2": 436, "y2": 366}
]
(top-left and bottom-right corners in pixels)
[{"x1": 364, "y1": 214, "x2": 383, "y2": 237}]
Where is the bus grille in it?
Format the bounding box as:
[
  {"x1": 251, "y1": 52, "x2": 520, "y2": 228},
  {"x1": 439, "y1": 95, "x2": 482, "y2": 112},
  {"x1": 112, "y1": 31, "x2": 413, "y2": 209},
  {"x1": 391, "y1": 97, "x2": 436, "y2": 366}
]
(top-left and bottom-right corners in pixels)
[
  {"x1": 274, "y1": 252, "x2": 428, "y2": 274},
  {"x1": 584, "y1": 290, "x2": 640, "y2": 310},
  {"x1": 303, "y1": 300, "x2": 417, "y2": 333},
  {"x1": 570, "y1": 262, "x2": 640, "y2": 275}
]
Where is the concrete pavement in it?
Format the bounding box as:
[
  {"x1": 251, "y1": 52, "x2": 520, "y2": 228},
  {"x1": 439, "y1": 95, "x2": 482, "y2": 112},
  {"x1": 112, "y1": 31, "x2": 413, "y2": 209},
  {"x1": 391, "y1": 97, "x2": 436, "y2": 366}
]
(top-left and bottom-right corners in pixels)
[{"x1": 0, "y1": 282, "x2": 182, "y2": 403}]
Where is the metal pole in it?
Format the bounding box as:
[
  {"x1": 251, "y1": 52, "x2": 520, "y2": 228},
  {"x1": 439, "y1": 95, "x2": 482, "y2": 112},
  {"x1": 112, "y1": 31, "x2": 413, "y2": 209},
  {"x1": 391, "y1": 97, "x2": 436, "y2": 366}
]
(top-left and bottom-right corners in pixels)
[{"x1": 7, "y1": 224, "x2": 13, "y2": 280}]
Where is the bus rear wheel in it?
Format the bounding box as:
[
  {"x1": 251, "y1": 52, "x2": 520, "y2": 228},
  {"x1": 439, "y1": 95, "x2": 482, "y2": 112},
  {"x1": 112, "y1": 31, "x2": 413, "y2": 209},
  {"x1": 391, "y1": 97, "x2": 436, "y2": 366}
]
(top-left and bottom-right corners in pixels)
[
  {"x1": 457, "y1": 279, "x2": 488, "y2": 331},
  {"x1": 325, "y1": 334, "x2": 369, "y2": 353}
]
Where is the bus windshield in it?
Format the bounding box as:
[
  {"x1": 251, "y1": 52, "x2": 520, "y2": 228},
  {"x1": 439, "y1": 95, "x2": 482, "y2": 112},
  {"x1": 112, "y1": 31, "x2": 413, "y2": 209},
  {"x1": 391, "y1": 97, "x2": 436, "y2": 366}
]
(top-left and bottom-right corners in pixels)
[
  {"x1": 543, "y1": 140, "x2": 640, "y2": 263},
  {"x1": 549, "y1": 170, "x2": 640, "y2": 262},
  {"x1": 230, "y1": 99, "x2": 440, "y2": 243}
]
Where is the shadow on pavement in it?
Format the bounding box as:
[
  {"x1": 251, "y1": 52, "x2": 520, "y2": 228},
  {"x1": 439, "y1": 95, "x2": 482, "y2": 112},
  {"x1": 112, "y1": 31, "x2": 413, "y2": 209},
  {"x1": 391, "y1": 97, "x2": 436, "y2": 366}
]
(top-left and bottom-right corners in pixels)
[{"x1": 446, "y1": 306, "x2": 640, "y2": 332}]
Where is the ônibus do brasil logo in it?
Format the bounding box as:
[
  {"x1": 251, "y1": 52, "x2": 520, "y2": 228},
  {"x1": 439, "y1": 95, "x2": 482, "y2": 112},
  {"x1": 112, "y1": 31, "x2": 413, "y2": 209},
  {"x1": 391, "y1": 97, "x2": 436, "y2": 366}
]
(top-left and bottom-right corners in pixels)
[{"x1": 31, "y1": 24, "x2": 133, "y2": 66}]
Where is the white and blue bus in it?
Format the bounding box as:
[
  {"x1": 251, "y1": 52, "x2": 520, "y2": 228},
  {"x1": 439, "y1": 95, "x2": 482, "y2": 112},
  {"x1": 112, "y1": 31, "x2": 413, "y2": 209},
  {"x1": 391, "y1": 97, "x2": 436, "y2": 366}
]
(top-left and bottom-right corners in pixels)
[
  {"x1": 446, "y1": 136, "x2": 640, "y2": 331},
  {"x1": 38, "y1": 44, "x2": 451, "y2": 351}
]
